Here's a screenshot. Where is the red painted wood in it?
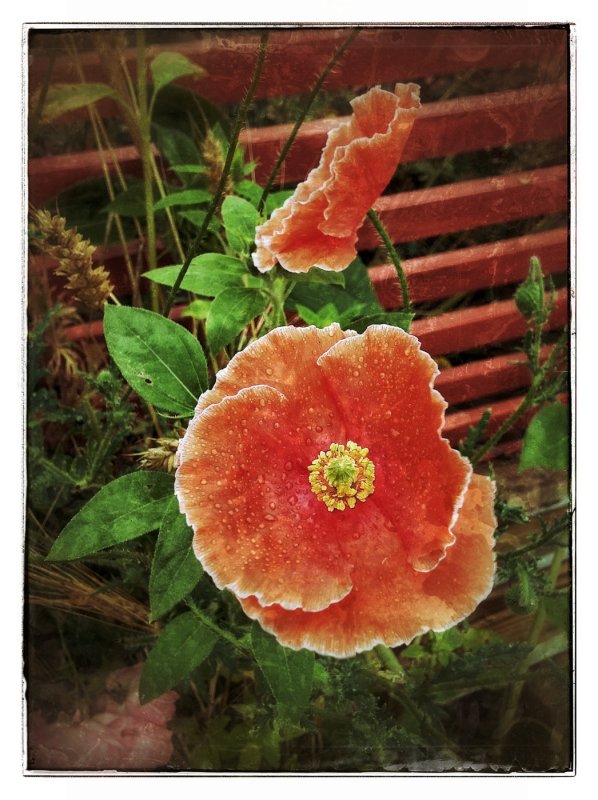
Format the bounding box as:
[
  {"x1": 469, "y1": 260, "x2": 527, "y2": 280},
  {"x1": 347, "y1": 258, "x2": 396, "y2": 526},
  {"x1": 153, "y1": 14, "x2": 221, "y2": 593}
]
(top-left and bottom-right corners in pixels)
[
  {"x1": 29, "y1": 83, "x2": 568, "y2": 206},
  {"x1": 240, "y1": 83, "x2": 568, "y2": 185},
  {"x1": 411, "y1": 288, "x2": 568, "y2": 356},
  {"x1": 370, "y1": 227, "x2": 568, "y2": 307},
  {"x1": 29, "y1": 27, "x2": 567, "y2": 113},
  {"x1": 436, "y1": 345, "x2": 554, "y2": 406},
  {"x1": 444, "y1": 392, "x2": 568, "y2": 446},
  {"x1": 358, "y1": 165, "x2": 568, "y2": 249}
]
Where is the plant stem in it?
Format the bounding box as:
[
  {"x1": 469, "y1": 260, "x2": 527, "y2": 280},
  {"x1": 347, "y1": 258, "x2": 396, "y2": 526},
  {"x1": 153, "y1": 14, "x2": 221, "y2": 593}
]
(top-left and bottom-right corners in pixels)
[
  {"x1": 162, "y1": 31, "x2": 269, "y2": 317},
  {"x1": 374, "y1": 644, "x2": 407, "y2": 682},
  {"x1": 366, "y1": 208, "x2": 411, "y2": 316},
  {"x1": 186, "y1": 599, "x2": 249, "y2": 655},
  {"x1": 492, "y1": 544, "x2": 569, "y2": 759},
  {"x1": 257, "y1": 27, "x2": 360, "y2": 214},
  {"x1": 136, "y1": 30, "x2": 160, "y2": 312}
]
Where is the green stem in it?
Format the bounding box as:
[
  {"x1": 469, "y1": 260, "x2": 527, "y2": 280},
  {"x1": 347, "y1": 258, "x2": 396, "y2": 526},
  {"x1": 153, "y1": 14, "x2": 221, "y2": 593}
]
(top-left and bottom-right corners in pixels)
[
  {"x1": 374, "y1": 644, "x2": 407, "y2": 682},
  {"x1": 186, "y1": 599, "x2": 249, "y2": 655},
  {"x1": 257, "y1": 27, "x2": 360, "y2": 214},
  {"x1": 136, "y1": 30, "x2": 159, "y2": 312},
  {"x1": 492, "y1": 545, "x2": 569, "y2": 758},
  {"x1": 367, "y1": 208, "x2": 411, "y2": 316},
  {"x1": 163, "y1": 31, "x2": 269, "y2": 317}
]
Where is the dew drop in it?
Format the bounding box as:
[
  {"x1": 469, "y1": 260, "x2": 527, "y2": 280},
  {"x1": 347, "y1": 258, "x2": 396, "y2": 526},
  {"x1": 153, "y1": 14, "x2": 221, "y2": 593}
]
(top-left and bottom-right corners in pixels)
[
  {"x1": 284, "y1": 461, "x2": 293, "y2": 471},
  {"x1": 269, "y1": 501, "x2": 277, "y2": 510},
  {"x1": 315, "y1": 425, "x2": 323, "y2": 432},
  {"x1": 266, "y1": 367, "x2": 273, "y2": 375},
  {"x1": 353, "y1": 370, "x2": 359, "y2": 377},
  {"x1": 384, "y1": 410, "x2": 392, "y2": 418},
  {"x1": 211, "y1": 448, "x2": 218, "y2": 455},
  {"x1": 200, "y1": 479, "x2": 207, "y2": 485},
  {"x1": 257, "y1": 474, "x2": 265, "y2": 483},
  {"x1": 391, "y1": 429, "x2": 399, "y2": 438},
  {"x1": 274, "y1": 422, "x2": 280, "y2": 429},
  {"x1": 264, "y1": 514, "x2": 276, "y2": 522}
]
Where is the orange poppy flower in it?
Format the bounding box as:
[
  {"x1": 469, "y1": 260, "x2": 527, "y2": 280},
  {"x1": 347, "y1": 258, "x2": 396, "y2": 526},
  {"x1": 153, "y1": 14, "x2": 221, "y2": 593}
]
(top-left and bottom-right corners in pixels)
[
  {"x1": 175, "y1": 324, "x2": 496, "y2": 657},
  {"x1": 252, "y1": 83, "x2": 421, "y2": 274}
]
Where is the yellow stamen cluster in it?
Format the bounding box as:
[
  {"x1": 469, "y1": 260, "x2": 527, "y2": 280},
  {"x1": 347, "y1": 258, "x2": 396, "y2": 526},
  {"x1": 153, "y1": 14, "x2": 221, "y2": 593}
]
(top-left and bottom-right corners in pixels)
[{"x1": 308, "y1": 441, "x2": 375, "y2": 512}]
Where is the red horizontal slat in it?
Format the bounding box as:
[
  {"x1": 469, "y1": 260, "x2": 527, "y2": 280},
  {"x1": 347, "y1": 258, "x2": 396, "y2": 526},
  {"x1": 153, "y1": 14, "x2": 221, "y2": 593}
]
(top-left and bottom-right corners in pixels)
[
  {"x1": 241, "y1": 83, "x2": 568, "y2": 185},
  {"x1": 358, "y1": 165, "x2": 568, "y2": 249},
  {"x1": 29, "y1": 83, "x2": 567, "y2": 206},
  {"x1": 29, "y1": 27, "x2": 567, "y2": 111},
  {"x1": 411, "y1": 288, "x2": 568, "y2": 356},
  {"x1": 370, "y1": 227, "x2": 568, "y2": 307},
  {"x1": 436, "y1": 345, "x2": 553, "y2": 407},
  {"x1": 444, "y1": 392, "x2": 568, "y2": 446}
]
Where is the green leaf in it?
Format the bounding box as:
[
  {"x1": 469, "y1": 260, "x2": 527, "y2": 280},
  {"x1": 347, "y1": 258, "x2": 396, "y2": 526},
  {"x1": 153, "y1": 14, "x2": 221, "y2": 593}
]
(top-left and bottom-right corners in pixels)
[
  {"x1": 519, "y1": 402, "x2": 569, "y2": 472},
  {"x1": 265, "y1": 190, "x2": 294, "y2": 216},
  {"x1": 104, "y1": 306, "x2": 207, "y2": 416},
  {"x1": 349, "y1": 310, "x2": 414, "y2": 334},
  {"x1": 38, "y1": 83, "x2": 116, "y2": 124},
  {"x1": 251, "y1": 623, "x2": 314, "y2": 723},
  {"x1": 154, "y1": 189, "x2": 212, "y2": 211},
  {"x1": 153, "y1": 124, "x2": 200, "y2": 174},
  {"x1": 206, "y1": 288, "x2": 268, "y2": 353},
  {"x1": 295, "y1": 302, "x2": 344, "y2": 328},
  {"x1": 221, "y1": 195, "x2": 259, "y2": 255},
  {"x1": 106, "y1": 181, "x2": 146, "y2": 217},
  {"x1": 47, "y1": 472, "x2": 174, "y2": 561},
  {"x1": 542, "y1": 592, "x2": 570, "y2": 631},
  {"x1": 150, "y1": 51, "x2": 206, "y2": 94},
  {"x1": 149, "y1": 497, "x2": 203, "y2": 621},
  {"x1": 279, "y1": 267, "x2": 345, "y2": 287},
  {"x1": 181, "y1": 299, "x2": 212, "y2": 320},
  {"x1": 234, "y1": 180, "x2": 263, "y2": 208},
  {"x1": 177, "y1": 209, "x2": 221, "y2": 233},
  {"x1": 288, "y1": 258, "x2": 380, "y2": 321},
  {"x1": 170, "y1": 164, "x2": 209, "y2": 175},
  {"x1": 139, "y1": 612, "x2": 218, "y2": 703},
  {"x1": 143, "y1": 254, "x2": 260, "y2": 297}
]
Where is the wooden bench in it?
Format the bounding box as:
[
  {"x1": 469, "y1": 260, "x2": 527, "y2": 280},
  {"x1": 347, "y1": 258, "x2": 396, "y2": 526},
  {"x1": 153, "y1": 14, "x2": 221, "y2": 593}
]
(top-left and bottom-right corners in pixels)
[{"x1": 28, "y1": 26, "x2": 570, "y2": 456}]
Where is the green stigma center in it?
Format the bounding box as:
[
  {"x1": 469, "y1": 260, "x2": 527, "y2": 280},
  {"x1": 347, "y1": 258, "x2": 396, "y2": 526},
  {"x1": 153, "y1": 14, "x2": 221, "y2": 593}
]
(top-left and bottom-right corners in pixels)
[
  {"x1": 308, "y1": 441, "x2": 375, "y2": 512},
  {"x1": 324, "y1": 455, "x2": 359, "y2": 487}
]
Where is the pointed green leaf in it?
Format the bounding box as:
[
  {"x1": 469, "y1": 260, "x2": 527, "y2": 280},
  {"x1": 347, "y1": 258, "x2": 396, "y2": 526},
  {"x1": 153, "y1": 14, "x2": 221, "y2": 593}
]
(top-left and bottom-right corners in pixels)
[
  {"x1": 251, "y1": 623, "x2": 314, "y2": 722},
  {"x1": 149, "y1": 497, "x2": 203, "y2": 621},
  {"x1": 38, "y1": 83, "x2": 116, "y2": 124},
  {"x1": 221, "y1": 195, "x2": 259, "y2": 255},
  {"x1": 143, "y1": 254, "x2": 260, "y2": 297},
  {"x1": 104, "y1": 306, "x2": 207, "y2": 416},
  {"x1": 349, "y1": 311, "x2": 415, "y2": 334},
  {"x1": 106, "y1": 182, "x2": 146, "y2": 217},
  {"x1": 150, "y1": 52, "x2": 206, "y2": 94},
  {"x1": 279, "y1": 267, "x2": 345, "y2": 287},
  {"x1": 181, "y1": 299, "x2": 212, "y2": 320},
  {"x1": 154, "y1": 189, "x2": 212, "y2": 211},
  {"x1": 47, "y1": 472, "x2": 174, "y2": 561},
  {"x1": 139, "y1": 612, "x2": 218, "y2": 703},
  {"x1": 206, "y1": 288, "x2": 267, "y2": 353},
  {"x1": 519, "y1": 402, "x2": 569, "y2": 472}
]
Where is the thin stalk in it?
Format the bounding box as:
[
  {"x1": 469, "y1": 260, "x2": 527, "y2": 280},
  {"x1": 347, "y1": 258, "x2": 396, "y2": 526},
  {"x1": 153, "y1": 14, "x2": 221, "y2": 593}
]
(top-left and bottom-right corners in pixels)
[
  {"x1": 163, "y1": 31, "x2": 269, "y2": 317},
  {"x1": 186, "y1": 599, "x2": 249, "y2": 655},
  {"x1": 149, "y1": 151, "x2": 186, "y2": 262},
  {"x1": 136, "y1": 30, "x2": 160, "y2": 312},
  {"x1": 492, "y1": 545, "x2": 569, "y2": 758},
  {"x1": 367, "y1": 208, "x2": 411, "y2": 315},
  {"x1": 374, "y1": 644, "x2": 407, "y2": 682},
  {"x1": 257, "y1": 27, "x2": 360, "y2": 214}
]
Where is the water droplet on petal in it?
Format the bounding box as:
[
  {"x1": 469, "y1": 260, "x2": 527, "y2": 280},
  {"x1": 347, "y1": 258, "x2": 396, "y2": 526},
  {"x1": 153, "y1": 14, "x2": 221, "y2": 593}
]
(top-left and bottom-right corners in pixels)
[
  {"x1": 266, "y1": 367, "x2": 273, "y2": 375},
  {"x1": 284, "y1": 461, "x2": 293, "y2": 471}
]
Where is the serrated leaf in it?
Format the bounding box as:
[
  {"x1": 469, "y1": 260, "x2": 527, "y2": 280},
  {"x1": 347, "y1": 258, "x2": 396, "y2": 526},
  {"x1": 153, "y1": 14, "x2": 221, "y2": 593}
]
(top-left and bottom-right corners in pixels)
[
  {"x1": 519, "y1": 402, "x2": 569, "y2": 472},
  {"x1": 265, "y1": 190, "x2": 294, "y2": 216},
  {"x1": 295, "y1": 302, "x2": 343, "y2": 328},
  {"x1": 47, "y1": 472, "x2": 174, "y2": 561},
  {"x1": 143, "y1": 254, "x2": 260, "y2": 297},
  {"x1": 251, "y1": 623, "x2": 314, "y2": 723},
  {"x1": 349, "y1": 311, "x2": 414, "y2": 334},
  {"x1": 38, "y1": 83, "x2": 116, "y2": 124},
  {"x1": 221, "y1": 195, "x2": 259, "y2": 255},
  {"x1": 104, "y1": 306, "x2": 207, "y2": 416},
  {"x1": 154, "y1": 189, "x2": 212, "y2": 211},
  {"x1": 280, "y1": 267, "x2": 345, "y2": 287},
  {"x1": 206, "y1": 288, "x2": 268, "y2": 353},
  {"x1": 149, "y1": 497, "x2": 203, "y2": 621},
  {"x1": 177, "y1": 209, "x2": 221, "y2": 232},
  {"x1": 288, "y1": 258, "x2": 380, "y2": 321},
  {"x1": 150, "y1": 51, "x2": 206, "y2": 94},
  {"x1": 153, "y1": 124, "x2": 200, "y2": 175},
  {"x1": 139, "y1": 612, "x2": 218, "y2": 703},
  {"x1": 234, "y1": 180, "x2": 263, "y2": 207}
]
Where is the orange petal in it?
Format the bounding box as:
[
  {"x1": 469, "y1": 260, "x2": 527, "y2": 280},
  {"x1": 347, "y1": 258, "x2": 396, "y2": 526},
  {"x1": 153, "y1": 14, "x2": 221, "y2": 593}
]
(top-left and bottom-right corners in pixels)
[
  {"x1": 239, "y1": 474, "x2": 496, "y2": 658},
  {"x1": 176, "y1": 384, "x2": 355, "y2": 612},
  {"x1": 317, "y1": 325, "x2": 471, "y2": 571},
  {"x1": 252, "y1": 83, "x2": 420, "y2": 273}
]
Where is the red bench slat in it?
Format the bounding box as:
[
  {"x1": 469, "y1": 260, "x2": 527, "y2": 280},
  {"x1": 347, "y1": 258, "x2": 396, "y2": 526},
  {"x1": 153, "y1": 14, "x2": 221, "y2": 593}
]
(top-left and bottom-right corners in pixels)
[
  {"x1": 358, "y1": 165, "x2": 568, "y2": 249},
  {"x1": 411, "y1": 288, "x2": 568, "y2": 356},
  {"x1": 370, "y1": 227, "x2": 568, "y2": 307}
]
